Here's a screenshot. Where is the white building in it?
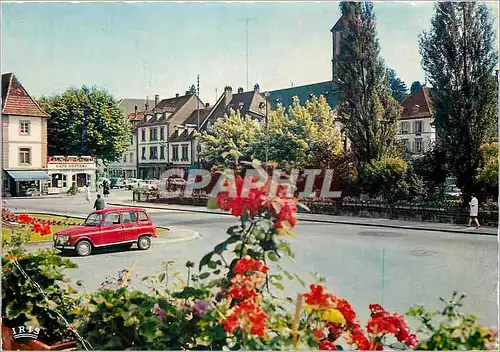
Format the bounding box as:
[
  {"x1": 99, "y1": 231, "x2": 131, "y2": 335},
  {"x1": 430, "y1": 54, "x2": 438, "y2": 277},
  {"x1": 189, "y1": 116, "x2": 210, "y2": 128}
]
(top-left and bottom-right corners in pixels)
[
  {"x1": 46, "y1": 156, "x2": 97, "y2": 194},
  {"x1": 107, "y1": 98, "x2": 149, "y2": 179},
  {"x1": 1, "y1": 73, "x2": 50, "y2": 197},
  {"x1": 396, "y1": 87, "x2": 436, "y2": 156}
]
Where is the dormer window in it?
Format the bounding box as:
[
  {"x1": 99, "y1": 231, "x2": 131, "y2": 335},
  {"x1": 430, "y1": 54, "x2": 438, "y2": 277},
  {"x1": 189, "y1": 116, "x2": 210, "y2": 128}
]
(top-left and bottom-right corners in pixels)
[
  {"x1": 238, "y1": 102, "x2": 244, "y2": 110},
  {"x1": 412, "y1": 104, "x2": 420, "y2": 113}
]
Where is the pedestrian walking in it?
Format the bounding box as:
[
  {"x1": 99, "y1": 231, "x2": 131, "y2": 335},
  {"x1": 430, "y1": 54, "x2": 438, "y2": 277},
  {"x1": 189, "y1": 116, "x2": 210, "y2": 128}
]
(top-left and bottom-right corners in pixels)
[
  {"x1": 84, "y1": 184, "x2": 91, "y2": 203},
  {"x1": 94, "y1": 194, "x2": 105, "y2": 210},
  {"x1": 103, "y1": 180, "x2": 110, "y2": 198},
  {"x1": 467, "y1": 193, "x2": 481, "y2": 229}
]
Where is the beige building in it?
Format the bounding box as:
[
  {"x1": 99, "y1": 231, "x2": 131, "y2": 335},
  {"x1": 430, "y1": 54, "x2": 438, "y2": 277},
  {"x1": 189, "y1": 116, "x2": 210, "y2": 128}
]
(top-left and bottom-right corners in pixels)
[
  {"x1": 46, "y1": 156, "x2": 98, "y2": 194},
  {"x1": 1, "y1": 73, "x2": 50, "y2": 197}
]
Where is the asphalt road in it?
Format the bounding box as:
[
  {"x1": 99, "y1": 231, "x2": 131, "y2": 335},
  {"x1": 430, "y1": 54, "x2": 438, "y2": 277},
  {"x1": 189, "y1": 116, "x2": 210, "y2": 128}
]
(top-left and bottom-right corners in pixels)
[{"x1": 5, "y1": 192, "x2": 499, "y2": 331}]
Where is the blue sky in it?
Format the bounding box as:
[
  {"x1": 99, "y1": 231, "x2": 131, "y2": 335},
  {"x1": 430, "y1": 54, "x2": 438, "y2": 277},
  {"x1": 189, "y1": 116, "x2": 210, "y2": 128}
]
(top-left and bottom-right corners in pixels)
[{"x1": 2, "y1": 1, "x2": 498, "y2": 105}]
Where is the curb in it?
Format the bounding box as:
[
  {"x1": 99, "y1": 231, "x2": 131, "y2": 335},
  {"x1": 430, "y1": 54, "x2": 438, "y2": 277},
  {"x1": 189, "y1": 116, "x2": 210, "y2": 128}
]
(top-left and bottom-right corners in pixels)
[
  {"x1": 107, "y1": 202, "x2": 498, "y2": 236},
  {"x1": 156, "y1": 229, "x2": 202, "y2": 245}
]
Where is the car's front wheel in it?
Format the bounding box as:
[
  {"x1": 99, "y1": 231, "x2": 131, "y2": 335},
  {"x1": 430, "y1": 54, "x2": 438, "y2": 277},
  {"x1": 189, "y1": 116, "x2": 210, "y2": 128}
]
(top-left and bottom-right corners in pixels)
[
  {"x1": 76, "y1": 240, "x2": 92, "y2": 256},
  {"x1": 137, "y1": 235, "x2": 151, "y2": 250}
]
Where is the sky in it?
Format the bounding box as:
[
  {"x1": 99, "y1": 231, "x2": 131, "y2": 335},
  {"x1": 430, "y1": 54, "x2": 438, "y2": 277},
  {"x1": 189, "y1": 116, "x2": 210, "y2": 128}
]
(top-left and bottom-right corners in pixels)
[{"x1": 2, "y1": 1, "x2": 499, "y2": 105}]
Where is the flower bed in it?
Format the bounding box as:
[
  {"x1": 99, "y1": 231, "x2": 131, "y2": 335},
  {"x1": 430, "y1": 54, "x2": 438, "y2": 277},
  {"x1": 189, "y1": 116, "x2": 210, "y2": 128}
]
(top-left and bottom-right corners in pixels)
[{"x1": 1, "y1": 163, "x2": 498, "y2": 350}]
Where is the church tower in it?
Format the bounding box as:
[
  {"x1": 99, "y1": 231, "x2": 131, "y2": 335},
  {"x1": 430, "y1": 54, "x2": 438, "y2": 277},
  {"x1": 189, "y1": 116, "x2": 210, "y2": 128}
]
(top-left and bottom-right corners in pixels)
[{"x1": 330, "y1": 16, "x2": 345, "y2": 82}]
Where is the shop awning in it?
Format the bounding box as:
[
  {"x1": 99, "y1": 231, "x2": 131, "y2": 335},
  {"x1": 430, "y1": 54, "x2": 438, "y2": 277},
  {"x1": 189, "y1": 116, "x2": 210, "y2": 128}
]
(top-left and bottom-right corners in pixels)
[{"x1": 6, "y1": 170, "x2": 50, "y2": 181}]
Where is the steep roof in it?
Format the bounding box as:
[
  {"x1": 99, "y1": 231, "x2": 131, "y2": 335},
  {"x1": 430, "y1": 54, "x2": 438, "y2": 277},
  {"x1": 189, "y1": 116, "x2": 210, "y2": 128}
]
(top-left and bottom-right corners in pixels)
[
  {"x1": 136, "y1": 93, "x2": 195, "y2": 127},
  {"x1": 184, "y1": 108, "x2": 211, "y2": 126},
  {"x1": 169, "y1": 128, "x2": 197, "y2": 142},
  {"x1": 1, "y1": 73, "x2": 49, "y2": 117},
  {"x1": 400, "y1": 87, "x2": 434, "y2": 119},
  {"x1": 268, "y1": 81, "x2": 340, "y2": 111},
  {"x1": 200, "y1": 89, "x2": 268, "y2": 130},
  {"x1": 117, "y1": 98, "x2": 152, "y2": 116}
]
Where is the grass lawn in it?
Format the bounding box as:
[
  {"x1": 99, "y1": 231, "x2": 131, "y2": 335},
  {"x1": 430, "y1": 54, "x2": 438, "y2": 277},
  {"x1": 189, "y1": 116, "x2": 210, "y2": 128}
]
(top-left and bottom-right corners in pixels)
[{"x1": 2, "y1": 214, "x2": 168, "y2": 243}]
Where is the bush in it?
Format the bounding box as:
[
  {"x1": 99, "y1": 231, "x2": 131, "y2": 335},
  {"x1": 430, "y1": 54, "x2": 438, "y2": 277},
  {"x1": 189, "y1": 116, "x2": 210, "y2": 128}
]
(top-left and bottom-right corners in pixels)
[{"x1": 2, "y1": 233, "x2": 79, "y2": 345}]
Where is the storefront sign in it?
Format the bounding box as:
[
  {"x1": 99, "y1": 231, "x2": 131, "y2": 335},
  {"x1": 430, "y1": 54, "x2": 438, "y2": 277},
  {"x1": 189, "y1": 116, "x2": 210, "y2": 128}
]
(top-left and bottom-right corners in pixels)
[{"x1": 49, "y1": 163, "x2": 96, "y2": 169}]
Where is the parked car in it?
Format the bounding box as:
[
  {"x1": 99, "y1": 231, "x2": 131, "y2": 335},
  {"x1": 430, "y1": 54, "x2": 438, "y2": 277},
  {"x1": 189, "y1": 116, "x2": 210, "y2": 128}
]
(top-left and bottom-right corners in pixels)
[
  {"x1": 53, "y1": 207, "x2": 158, "y2": 256},
  {"x1": 115, "y1": 178, "x2": 127, "y2": 188},
  {"x1": 109, "y1": 177, "x2": 121, "y2": 189},
  {"x1": 139, "y1": 179, "x2": 158, "y2": 191},
  {"x1": 126, "y1": 178, "x2": 142, "y2": 190}
]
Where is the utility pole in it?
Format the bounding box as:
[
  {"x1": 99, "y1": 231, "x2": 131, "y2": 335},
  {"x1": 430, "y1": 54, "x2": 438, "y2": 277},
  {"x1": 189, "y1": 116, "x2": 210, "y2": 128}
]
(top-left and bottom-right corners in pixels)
[
  {"x1": 197, "y1": 75, "x2": 201, "y2": 167},
  {"x1": 240, "y1": 18, "x2": 255, "y2": 91}
]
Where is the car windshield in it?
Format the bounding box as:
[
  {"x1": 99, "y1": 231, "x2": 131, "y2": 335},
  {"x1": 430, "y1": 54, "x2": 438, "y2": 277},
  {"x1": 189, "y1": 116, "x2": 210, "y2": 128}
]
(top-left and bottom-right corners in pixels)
[{"x1": 85, "y1": 213, "x2": 103, "y2": 226}]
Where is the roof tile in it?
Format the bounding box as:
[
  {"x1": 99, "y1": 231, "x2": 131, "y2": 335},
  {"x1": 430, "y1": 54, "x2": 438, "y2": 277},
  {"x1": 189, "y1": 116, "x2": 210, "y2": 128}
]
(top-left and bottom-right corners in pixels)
[{"x1": 2, "y1": 73, "x2": 49, "y2": 117}]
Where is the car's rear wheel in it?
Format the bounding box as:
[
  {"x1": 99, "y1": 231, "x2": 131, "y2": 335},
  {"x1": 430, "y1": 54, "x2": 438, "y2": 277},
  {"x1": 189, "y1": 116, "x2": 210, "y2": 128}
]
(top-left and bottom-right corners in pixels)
[
  {"x1": 137, "y1": 235, "x2": 151, "y2": 250},
  {"x1": 76, "y1": 240, "x2": 92, "y2": 256}
]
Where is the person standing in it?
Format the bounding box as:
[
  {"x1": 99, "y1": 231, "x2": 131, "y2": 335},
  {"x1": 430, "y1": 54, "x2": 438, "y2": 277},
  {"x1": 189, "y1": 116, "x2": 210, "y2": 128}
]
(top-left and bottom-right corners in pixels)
[
  {"x1": 84, "y1": 184, "x2": 91, "y2": 203},
  {"x1": 467, "y1": 193, "x2": 481, "y2": 229},
  {"x1": 103, "y1": 180, "x2": 110, "y2": 198},
  {"x1": 93, "y1": 194, "x2": 105, "y2": 210}
]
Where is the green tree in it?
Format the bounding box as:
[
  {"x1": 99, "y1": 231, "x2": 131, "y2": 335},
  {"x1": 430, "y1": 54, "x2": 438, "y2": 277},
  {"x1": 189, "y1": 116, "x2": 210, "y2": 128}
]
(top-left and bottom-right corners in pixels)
[
  {"x1": 39, "y1": 86, "x2": 130, "y2": 162},
  {"x1": 410, "y1": 81, "x2": 423, "y2": 94},
  {"x1": 386, "y1": 68, "x2": 408, "y2": 103},
  {"x1": 253, "y1": 96, "x2": 343, "y2": 170},
  {"x1": 335, "y1": 1, "x2": 402, "y2": 173},
  {"x1": 476, "y1": 143, "x2": 498, "y2": 197},
  {"x1": 419, "y1": 2, "x2": 498, "y2": 198},
  {"x1": 413, "y1": 141, "x2": 450, "y2": 200},
  {"x1": 197, "y1": 109, "x2": 262, "y2": 167}
]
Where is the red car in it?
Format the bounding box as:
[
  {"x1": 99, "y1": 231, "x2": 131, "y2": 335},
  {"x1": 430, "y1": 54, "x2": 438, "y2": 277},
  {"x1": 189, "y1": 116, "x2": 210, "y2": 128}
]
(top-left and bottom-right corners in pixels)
[{"x1": 53, "y1": 207, "x2": 158, "y2": 256}]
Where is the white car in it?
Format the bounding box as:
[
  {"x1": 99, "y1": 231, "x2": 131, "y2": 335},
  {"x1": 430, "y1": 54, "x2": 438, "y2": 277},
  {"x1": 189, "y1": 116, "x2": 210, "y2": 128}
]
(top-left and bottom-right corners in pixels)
[
  {"x1": 139, "y1": 179, "x2": 158, "y2": 191},
  {"x1": 126, "y1": 179, "x2": 142, "y2": 190}
]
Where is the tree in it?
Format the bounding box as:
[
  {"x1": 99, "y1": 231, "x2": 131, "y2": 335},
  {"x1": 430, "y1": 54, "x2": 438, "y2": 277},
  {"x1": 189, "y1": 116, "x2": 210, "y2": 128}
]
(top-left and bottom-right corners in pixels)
[
  {"x1": 386, "y1": 68, "x2": 408, "y2": 103},
  {"x1": 476, "y1": 143, "x2": 498, "y2": 198},
  {"x1": 253, "y1": 96, "x2": 344, "y2": 170},
  {"x1": 197, "y1": 109, "x2": 262, "y2": 167},
  {"x1": 413, "y1": 141, "x2": 450, "y2": 200},
  {"x1": 335, "y1": 1, "x2": 402, "y2": 173},
  {"x1": 419, "y1": 2, "x2": 498, "y2": 198},
  {"x1": 410, "y1": 81, "x2": 423, "y2": 94},
  {"x1": 39, "y1": 86, "x2": 131, "y2": 162}
]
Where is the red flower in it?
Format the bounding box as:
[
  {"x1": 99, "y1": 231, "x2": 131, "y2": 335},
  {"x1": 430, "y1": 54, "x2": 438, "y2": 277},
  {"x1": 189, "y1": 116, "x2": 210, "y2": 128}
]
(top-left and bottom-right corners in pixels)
[
  {"x1": 334, "y1": 298, "x2": 357, "y2": 328},
  {"x1": 224, "y1": 299, "x2": 268, "y2": 338},
  {"x1": 303, "y1": 284, "x2": 332, "y2": 308},
  {"x1": 318, "y1": 340, "x2": 337, "y2": 350},
  {"x1": 313, "y1": 328, "x2": 327, "y2": 340},
  {"x1": 233, "y1": 256, "x2": 269, "y2": 275}
]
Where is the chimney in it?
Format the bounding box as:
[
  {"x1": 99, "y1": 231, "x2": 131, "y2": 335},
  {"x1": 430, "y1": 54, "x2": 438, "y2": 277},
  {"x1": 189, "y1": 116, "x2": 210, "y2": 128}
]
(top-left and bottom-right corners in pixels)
[
  {"x1": 175, "y1": 93, "x2": 179, "y2": 98},
  {"x1": 237, "y1": 87, "x2": 244, "y2": 94},
  {"x1": 253, "y1": 83, "x2": 260, "y2": 93},
  {"x1": 224, "y1": 86, "x2": 232, "y2": 107},
  {"x1": 155, "y1": 95, "x2": 159, "y2": 107},
  {"x1": 205, "y1": 103, "x2": 210, "y2": 109},
  {"x1": 134, "y1": 105, "x2": 138, "y2": 118},
  {"x1": 145, "y1": 101, "x2": 149, "y2": 111}
]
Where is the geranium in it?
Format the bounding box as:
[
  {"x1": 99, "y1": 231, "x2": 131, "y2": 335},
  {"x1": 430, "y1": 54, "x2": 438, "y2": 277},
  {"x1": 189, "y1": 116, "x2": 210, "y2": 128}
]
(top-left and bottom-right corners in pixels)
[
  {"x1": 223, "y1": 299, "x2": 268, "y2": 338},
  {"x1": 318, "y1": 339, "x2": 338, "y2": 350}
]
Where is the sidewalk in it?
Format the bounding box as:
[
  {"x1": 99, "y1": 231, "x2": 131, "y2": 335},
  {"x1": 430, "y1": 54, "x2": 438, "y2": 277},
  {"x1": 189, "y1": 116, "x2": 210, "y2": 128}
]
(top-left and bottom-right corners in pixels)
[{"x1": 108, "y1": 201, "x2": 498, "y2": 236}]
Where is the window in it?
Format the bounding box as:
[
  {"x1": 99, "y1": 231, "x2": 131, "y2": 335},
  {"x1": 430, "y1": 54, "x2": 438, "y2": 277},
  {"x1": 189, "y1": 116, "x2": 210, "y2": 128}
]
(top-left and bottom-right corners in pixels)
[
  {"x1": 51, "y1": 173, "x2": 67, "y2": 188},
  {"x1": 19, "y1": 148, "x2": 31, "y2": 165},
  {"x1": 414, "y1": 121, "x2": 423, "y2": 134},
  {"x1": 141, "y1": 147, "x2": 146, "y2": 160},
  {"x1": 160, "y1": 127, "x2": 165, "y2": 140},
  {"x1": 20, "y1": 121, "x2": 30, "y2": 135},
  {"x1": 150, "y1": 146, "x2": 158, "y2": 160},
  {"x1": 160, "y1": 146, "x2": 165, "y2": 160},
  {"x1": 138, "y1": 212, "x2": 149, "y2": 222},
  {"x1": 123, "y1": 154, "x2": 127, "y2": 163},
  {"x1": 150, "y1": 128, "x2": 158, "y2": 141},
  {"x1": 400, "y1": 122, "x2": 409, "y2": 134},
  {"x1": 129, "y1": 152, "x2": 134, "y2": 163},
  {"x1": 122, "y1": 211, "x2": 137, "y2": 224},
  {"x1": 415, "y1": 138, "x2": 423, "y2": 153},
  {"x1": 141, "y1": 129, "x2": 146, "y2": 142},
  {"x1": 85, "y1": 213, "x2": 102, "y2": 226},
  {"x1": 103, "y1": 213, "x2": 120, "y2": 226},
  {"x1": 181, "y1": 144, "x2": 189, "y2": 161},
  {"x1": 172, "y1": 145, "x2": 179, "y2": 161}
]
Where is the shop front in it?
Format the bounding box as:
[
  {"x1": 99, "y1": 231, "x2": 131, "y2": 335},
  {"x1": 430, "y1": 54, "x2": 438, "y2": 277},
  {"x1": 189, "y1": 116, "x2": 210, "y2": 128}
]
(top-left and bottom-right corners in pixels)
[
  {"x1": 46, "y1": 156, "x2": 97, "y2": 194},
  {"x1": 3, "y1": 170, "x2": 51, "y2": 197}
]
